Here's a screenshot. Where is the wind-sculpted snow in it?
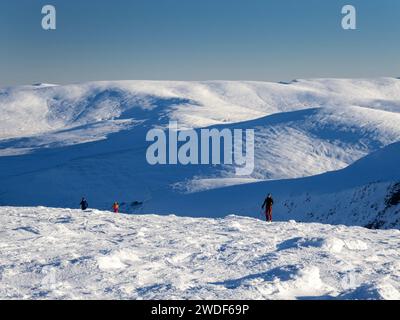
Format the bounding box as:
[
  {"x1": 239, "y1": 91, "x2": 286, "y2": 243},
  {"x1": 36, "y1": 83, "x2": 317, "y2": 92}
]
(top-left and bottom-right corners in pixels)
[{"x1": 1, "y1": 207, "x2": 400, "y2": 300}]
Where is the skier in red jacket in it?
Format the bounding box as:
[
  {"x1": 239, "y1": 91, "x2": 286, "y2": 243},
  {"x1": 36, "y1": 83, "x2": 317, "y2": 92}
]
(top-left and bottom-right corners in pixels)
[{"x1": 112, "y1": 202, "x2": 119, "y2": 213}]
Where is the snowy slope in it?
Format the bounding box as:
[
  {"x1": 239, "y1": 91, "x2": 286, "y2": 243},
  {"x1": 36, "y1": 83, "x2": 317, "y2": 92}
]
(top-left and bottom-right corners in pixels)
[
  {"x1": 1, "y1": 102, "x2": 399, "y2": 207},
  {"x1": 1, "y1": 206, "x2": 400, "y2": 300},
  {"x1": 147, "y1": 141, "x2": 400, "y2": 229},
  {"x1": 0, "y1": 78, "x2": 399, "y2": 227}
]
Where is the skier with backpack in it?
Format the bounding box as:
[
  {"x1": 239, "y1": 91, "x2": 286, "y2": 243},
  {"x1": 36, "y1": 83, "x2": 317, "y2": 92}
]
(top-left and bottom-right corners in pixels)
[
  {"x1": 80, "y1": 197, "x2": 88, "y2": 211},
  {"x1": 261, "y1": 193, "x2": 274, "y2": 222}
]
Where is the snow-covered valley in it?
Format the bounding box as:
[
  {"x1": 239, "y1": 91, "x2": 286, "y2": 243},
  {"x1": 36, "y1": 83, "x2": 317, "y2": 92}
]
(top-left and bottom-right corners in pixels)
[{"x1": 1, "y1": 206, "x2": 400, "y2": 300}]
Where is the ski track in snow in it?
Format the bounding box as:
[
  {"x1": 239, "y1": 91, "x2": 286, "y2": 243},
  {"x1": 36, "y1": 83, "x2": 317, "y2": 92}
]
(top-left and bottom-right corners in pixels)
[{"x1": 1, "y1": 207, "x2": 400, "y2": 300}]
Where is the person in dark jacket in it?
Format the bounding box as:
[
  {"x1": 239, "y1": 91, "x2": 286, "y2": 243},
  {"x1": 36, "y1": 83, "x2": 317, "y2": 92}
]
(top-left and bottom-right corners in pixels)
[
  {"x1": 80, "y1": 197, "x2": 88, "y2": 211},
  {"x1": 261, "y1": 193, "x2": 274, "y2": 222}
]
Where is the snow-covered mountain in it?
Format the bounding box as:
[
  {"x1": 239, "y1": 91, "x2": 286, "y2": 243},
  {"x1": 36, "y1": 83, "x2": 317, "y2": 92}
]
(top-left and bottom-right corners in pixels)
[
  {"x1": 0, "y1": 78, "x2": 399, "y2": 228},
  {"x1": 2, "y1": 78, "x2": 400, "y2": 139},
  {"x1": 1, "y1": 206, "x2": 400, "y2": 300}
]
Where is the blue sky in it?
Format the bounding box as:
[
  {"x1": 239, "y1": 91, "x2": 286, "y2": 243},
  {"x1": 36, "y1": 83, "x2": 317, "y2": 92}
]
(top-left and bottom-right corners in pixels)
[{"x1": 0, "y1": 0, "x2": 399, "y2": 85}]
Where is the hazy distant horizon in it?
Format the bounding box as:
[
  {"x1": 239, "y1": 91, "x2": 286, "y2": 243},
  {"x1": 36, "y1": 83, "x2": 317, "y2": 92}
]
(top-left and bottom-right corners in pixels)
[
  {"x1": 3, "y1": 76, "x2": 400, "y2": 89},
  {"x1": 1, "y1": 0, "x2": 400, "y2": 86}
]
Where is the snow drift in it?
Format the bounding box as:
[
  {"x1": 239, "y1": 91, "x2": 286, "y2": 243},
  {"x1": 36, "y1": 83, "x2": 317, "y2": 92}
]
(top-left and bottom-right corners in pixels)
[{"x1": 1, "y1": 207, "x2": 400, "y2": 300}]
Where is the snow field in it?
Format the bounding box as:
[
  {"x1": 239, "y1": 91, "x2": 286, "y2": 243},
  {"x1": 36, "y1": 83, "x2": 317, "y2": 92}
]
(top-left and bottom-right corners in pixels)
[{"x1": 1, "y1": 207, "x2": 399, "y2": 300}]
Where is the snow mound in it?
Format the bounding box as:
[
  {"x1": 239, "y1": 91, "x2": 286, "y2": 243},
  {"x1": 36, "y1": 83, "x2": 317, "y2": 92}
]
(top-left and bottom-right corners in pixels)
[
  {"x1": 97, "y1": 249, "x2": 140, "y2": 271},
  {"x1": 272, "y1": 266, "x2": 331, "y2": 299},
  {"x1": 343, "y1": 239, "x2": 369, "y2": 251},
  {"x1": 339, "y1": 282, "x2": 400, "y2": 300},
  {"x1": 277, "y1": 237, "x2": 346, "y2": 253},
  {"x1": 320, "y1": 238, "x2": 346, "y2": 253}
]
